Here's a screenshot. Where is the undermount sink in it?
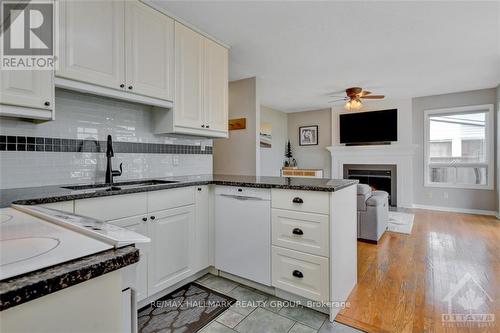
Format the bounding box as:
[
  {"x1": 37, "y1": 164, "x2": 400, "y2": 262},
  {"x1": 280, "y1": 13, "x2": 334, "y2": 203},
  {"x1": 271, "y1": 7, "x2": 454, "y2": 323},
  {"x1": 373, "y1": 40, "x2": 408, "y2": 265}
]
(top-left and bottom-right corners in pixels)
[{"x1": 61, "y1": 180, "x2": 178, "y2": 191}]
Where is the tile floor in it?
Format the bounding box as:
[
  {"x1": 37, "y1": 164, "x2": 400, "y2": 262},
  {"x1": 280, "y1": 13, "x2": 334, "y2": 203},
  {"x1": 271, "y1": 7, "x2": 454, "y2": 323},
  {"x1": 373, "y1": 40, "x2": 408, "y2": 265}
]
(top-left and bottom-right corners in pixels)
[{"x1": 195, "y1": 274, "x2": 363, "y2": 333}]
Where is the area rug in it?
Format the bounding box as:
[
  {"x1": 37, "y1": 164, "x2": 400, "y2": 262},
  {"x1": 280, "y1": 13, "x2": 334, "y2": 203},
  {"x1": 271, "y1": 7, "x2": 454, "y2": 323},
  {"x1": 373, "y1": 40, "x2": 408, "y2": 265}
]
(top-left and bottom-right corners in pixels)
[
  {"x1": 138, "y1": 282, "x2": 235, "y2": 333},
  {"x1": 387, "y1": 211, "x2": 414, "y2": 234}
]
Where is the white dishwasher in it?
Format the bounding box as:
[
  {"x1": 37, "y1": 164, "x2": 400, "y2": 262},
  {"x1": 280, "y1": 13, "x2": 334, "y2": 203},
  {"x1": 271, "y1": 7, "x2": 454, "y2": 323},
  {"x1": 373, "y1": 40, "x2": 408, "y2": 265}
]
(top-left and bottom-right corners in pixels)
[{"x1": 215, "y1": 186, "x2": 271, "y2": 286}]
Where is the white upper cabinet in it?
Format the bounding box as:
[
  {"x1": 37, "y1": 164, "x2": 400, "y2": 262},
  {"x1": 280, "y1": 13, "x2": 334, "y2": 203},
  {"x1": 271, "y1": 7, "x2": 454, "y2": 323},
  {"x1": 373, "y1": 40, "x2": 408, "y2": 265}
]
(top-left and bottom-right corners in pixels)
[
  {"x1": 57, "y1": 0, "x2": 174, "y2": 102},
  {"x1": 0, "y1": 69, "x2": 54, "y2": 120},
  {"x1": 0, "y1": 1, "x2": 54, "y2": 121},
  {"x1": 154, "y1": 22, "x2": 229, "y2": 137},
  {"x1": 173, "y1": 22, "x2": 204, "y2": 130},
  {"x1": 125, "y1": 1, "x2": 174, "y2": 100},
  {"x1": 57, "y1": 0, "x2": 125, "y2": 90},
  {"x1": 203, "y1": 38, "x2": 228, "y2": 133}
]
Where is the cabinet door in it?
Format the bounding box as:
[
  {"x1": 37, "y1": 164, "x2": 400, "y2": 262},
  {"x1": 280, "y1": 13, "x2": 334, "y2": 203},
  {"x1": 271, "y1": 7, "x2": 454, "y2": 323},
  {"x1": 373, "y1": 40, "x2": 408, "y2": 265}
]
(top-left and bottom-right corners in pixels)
[
  {"x1": 174, "y1": 22, "x2": 204, "y2": 130},
  {"x1": 0, "y1": 69, "x2": 54, "y2": 111},
  {"x1": 203, "y1": 38, "x2": 228, "y2": 133},
  {"x1": 195, "y1": 186, "x2": 210, "y2": 271},
  {"x1": 57, "y1": 0, "x2": 125, "y2": 90},
  {"x1": 125, "y1": 1, "x2": 174, "y2": 101},
  {"x1": 148, "y1": 205, "x2": 196, "y2": 295},
  {"x1": 109, "y1": 214, "x2": 149, "y2": 302}
]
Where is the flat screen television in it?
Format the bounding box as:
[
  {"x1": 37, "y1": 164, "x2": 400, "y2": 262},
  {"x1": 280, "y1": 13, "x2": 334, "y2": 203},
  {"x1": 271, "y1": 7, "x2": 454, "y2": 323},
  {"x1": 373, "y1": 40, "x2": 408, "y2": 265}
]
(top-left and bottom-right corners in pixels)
[{"x1": 339, "y1": 109, "x2": 398, "y2": 145}]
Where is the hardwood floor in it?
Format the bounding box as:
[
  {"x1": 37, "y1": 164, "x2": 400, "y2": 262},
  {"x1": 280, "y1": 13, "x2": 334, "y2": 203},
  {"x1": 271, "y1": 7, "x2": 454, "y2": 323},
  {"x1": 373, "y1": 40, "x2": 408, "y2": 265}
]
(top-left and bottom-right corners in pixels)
[{"x1": 336, "y1": 209, "x2": 500, "y2": 333}]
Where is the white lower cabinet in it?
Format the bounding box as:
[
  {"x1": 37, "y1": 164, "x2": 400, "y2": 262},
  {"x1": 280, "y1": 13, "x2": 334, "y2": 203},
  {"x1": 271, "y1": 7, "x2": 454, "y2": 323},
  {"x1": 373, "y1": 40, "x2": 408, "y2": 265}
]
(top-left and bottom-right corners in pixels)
[
  {"x1": 148, "y1": 205, "x2": 196, "y2": 296},
  {"x1": 74, "y1": 186, "x2": 208, "y2": 303},
  {"x1": 195, "y1": 186, "x2": 210, "y2": 271},
  {"x1": 108, "y1": 214, "x2": 149, "y2": 302}
]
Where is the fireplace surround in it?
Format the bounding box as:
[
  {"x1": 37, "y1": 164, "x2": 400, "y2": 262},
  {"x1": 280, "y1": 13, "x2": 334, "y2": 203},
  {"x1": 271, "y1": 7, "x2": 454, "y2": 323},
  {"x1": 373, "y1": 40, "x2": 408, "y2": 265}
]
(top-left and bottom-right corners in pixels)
[{"x1": 327, "y1": 144, "x2": 417, "y2": 208}]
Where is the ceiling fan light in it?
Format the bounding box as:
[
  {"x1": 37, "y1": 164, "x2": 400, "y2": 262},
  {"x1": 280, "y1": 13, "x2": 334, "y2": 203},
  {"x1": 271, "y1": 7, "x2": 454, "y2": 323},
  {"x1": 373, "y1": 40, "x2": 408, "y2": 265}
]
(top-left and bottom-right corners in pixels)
[
  {"x1": 344, "y1": 100, "x2": 352, "y2": 110},
  {"x1": 354, "y1": 99, "x2": 362, "y2": 109}
]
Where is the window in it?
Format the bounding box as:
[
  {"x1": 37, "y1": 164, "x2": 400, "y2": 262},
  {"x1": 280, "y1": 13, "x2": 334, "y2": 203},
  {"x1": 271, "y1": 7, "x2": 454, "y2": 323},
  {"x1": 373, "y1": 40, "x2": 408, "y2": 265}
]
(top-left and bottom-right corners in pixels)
[{"x1": 424, "y1": 104, "x2": 494, "y2": 189}]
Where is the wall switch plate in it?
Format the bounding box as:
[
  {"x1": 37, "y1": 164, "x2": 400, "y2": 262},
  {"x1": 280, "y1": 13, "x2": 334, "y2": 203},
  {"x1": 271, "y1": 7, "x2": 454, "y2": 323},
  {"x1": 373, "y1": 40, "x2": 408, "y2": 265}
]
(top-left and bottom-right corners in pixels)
[{"x1": 200, "y1": 143, "x2": 206, "y2": 151}]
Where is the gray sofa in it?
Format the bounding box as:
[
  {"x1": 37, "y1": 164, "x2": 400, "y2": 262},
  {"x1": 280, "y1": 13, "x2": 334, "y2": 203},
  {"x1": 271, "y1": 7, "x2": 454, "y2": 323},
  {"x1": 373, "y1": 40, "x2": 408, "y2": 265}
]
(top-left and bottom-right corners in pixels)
[{"x1": 356, "y1": 184, "x2": 389, "y2": 243}]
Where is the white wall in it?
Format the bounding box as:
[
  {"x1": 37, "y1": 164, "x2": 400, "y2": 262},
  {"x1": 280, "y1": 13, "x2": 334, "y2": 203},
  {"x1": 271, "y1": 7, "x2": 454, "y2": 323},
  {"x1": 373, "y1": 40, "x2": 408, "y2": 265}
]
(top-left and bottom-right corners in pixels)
[
  {"x1": 288, "y1": 108, "x2": 332, "y2": 177},
  {"x1": 260, "y1": 106, "x2": 288, "y2": 176},
  {"x1": 0, "y1": 90, "x2": 212, "y2": 189},
  {"x1": 213, "y1": 77, "x2": 260, "y2": 176},
  {"x1": 331, "y1": 98, "x2": 413, "y2": 146},
  {"x1": 412, "y1": 88, "x2": 497, "y2": 212}
]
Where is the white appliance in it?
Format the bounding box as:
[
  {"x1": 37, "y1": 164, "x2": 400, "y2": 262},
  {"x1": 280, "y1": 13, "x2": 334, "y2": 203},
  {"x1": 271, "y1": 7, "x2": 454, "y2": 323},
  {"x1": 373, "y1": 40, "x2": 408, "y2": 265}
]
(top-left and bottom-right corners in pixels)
[
  {"x1": 0, "y1": 207, "x2": 113, "y2": 281},
  {"x1": 215, "y1": 186, "x2": 271, "y2": 286},
  {"x1": 6, "y1": 205, "x2": 150, "y2": 333}
]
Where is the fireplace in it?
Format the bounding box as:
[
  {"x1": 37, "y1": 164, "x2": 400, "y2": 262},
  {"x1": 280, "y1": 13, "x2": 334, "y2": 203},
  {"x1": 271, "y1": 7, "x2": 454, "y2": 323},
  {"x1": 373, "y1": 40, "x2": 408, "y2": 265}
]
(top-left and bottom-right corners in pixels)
[{"x1": 343, "y1": 164, "x2": 397, "y2": 206}]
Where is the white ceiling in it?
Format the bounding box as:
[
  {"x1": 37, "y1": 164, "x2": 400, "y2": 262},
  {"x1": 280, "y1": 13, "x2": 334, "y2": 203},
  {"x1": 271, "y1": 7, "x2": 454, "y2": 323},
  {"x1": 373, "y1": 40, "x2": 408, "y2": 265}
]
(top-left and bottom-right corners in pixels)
[{"x1": 152, "y1": 1, "x2": 500, "y2": 112}]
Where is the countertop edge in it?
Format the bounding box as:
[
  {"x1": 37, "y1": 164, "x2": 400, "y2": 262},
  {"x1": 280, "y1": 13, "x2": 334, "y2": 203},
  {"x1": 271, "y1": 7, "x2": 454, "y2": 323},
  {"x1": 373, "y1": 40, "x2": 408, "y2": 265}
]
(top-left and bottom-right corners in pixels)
[
  {"x1": 0, "y1": 245, "x2": 139, "y2": 311},
  {"x1": 10, "y1": 179, "x2": 359, "y2": 206}
]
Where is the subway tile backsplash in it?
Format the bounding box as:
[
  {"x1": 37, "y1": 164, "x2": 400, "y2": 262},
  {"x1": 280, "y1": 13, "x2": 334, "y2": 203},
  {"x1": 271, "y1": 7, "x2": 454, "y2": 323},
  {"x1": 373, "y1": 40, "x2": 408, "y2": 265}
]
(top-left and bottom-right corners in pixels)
[{"x1": 0, "y1": 89, "x2": 213, "y2": 189}]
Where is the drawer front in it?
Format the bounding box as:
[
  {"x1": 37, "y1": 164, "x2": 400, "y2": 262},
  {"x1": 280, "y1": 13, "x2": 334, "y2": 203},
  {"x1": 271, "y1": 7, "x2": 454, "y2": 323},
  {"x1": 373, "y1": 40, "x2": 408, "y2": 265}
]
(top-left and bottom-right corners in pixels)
[
  {"x1": 272, "y1": 209, "x2": 329, "y2": 257},
  {"x1": 75, "y1": 193, "x2": 147, "y2": 221},
  {"x1": 147, "y1": 187, "x2": 195, "y2": 212},
  {"x1": 272, "y1": 189, "x2": 329, "y2": 214},
  {"x1": 272, "y1": 246, "x2": 329, "y2": 302}
]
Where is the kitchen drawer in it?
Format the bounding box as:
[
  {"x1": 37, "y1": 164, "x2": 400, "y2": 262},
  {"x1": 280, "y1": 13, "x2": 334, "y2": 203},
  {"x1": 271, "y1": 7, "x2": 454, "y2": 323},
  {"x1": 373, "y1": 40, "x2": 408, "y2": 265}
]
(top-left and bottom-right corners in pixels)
[
  {"x1": 272, "y1": 209, "x2": 329, "y2": 257},
  {"x1": 272, "y1": 246, "x2": 329, "y2": 302},
  {"x1": 272, "y1": 189, "x2": 329, "y2": 214},
  {"x1": 147, "y1": 187, "x2": 195, "y2": 212},
  {"x1": 75, "y1": 193, "x2": 147, "y2": 221}
]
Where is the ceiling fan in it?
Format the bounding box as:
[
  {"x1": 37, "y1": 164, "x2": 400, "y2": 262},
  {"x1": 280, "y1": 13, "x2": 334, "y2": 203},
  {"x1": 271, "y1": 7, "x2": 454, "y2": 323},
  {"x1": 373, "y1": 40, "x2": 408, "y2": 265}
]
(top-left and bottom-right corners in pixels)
[{"x1": 328, "y1": 87, "x2": 385, "y2": 111}]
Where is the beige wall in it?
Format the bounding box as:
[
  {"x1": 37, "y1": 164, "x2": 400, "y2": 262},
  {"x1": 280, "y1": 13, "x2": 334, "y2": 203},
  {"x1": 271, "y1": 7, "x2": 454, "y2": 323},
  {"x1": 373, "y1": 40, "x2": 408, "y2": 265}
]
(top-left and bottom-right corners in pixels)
[
  {"x1": 213, "y1": 77, "x2": 260, "y2": 176},
  {"x1": 412, "y1": 88, "x2": 498, "y2": 212},
  {"x1": 287, "y1": 108, "x2": 332, "y2": 177},
  {"x1": 260, "y1": 106, "x2": 288, "y2": 176}
]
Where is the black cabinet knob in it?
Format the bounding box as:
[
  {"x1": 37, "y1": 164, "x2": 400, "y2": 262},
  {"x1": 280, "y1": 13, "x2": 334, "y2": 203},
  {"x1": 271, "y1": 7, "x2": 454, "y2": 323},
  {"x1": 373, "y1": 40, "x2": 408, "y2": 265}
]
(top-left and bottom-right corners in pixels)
[
  {"x1": 201, "y1": 124, "x2": 205, "y2": 128},
  {"x1": 128, "y1": 86, "x2": 133, "y2": 90},
  {"x1": 292, "y1": 228, "x2": 303, "y2": 235},
  {"x1": 197, "y1": 188, "x2": 202, "y2": 191},
  {"x1": 206, "y1": 125, "x2": 210, "y2": 128},
  {"x1": 120, "y1": 84, "x2": 125, "y2": 88},
  {"x1": 292, "y1": 197, "x2": 304, "y2": 204},
  {"x1": 292, "y1": 270, "x2": 303, "y2": 278},
  {"x1": 150, "y1": 216, "x2": 156, "y2": 220},
  {"x1": 142, "y1": 217, "x2": 147, "y2": 222},
  {"x1": 44, "y1": 101, "x2": 50, "y2": 106}
]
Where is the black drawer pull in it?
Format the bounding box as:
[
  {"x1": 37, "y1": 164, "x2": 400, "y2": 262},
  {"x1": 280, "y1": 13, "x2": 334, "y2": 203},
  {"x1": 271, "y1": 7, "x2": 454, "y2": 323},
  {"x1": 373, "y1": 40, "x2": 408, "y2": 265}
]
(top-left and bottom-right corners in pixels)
[
  {"x1": 142, "y1": 217, "x2": 147, "y2": 222},
  {"x1": 292, "y1": 228, "x2": 303, "y2": 235},
  {"x1": 292, "y1": 197, "x2": 303, "y2": 204},
  {"x1": 150, "y1": 216, "x2": 156, "y2": 220},
  {"x1": 292, "y1": 270, "x2": 303, "y2": 278}
]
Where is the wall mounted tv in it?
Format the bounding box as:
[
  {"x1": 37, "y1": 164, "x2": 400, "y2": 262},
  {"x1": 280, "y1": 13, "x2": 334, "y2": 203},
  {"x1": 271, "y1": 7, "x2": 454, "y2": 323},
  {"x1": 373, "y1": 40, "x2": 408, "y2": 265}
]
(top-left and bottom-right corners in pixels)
[{"x1": 339, "y1": 109, "x2": 398, "y2": 145}]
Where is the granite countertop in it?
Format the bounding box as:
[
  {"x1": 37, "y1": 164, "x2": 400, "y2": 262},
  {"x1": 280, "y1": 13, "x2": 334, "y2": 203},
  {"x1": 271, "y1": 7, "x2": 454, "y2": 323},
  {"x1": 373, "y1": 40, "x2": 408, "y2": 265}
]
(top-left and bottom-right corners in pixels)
[
  {"x1": 1, "y1": 174, "x2": 358, "y2": 208},
  {"x1": 0, "y1": 246, "x2": 139, "y2": 311}
]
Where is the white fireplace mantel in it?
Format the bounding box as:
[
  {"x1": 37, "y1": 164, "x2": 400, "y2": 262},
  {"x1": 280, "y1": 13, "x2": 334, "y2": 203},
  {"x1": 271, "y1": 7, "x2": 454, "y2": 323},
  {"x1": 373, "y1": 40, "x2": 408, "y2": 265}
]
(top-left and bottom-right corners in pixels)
[{"x1": 327, "y1": 144, "x2": 418, "y2": 208}]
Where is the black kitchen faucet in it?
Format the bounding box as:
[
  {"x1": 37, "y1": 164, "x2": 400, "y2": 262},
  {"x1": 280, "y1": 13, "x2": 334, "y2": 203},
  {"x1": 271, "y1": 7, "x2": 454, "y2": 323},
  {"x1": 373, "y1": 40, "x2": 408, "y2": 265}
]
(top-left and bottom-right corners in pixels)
[{"x1": 105, "y1": 135, "x2": 122, "y2": 184}]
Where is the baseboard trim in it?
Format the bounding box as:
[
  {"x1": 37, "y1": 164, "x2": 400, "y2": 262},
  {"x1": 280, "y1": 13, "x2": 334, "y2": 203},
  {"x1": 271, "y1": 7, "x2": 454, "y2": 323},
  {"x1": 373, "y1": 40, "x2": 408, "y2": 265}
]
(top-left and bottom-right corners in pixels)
[{"x1": 411, "y1": 204, "x2": 498, "y2": 217}]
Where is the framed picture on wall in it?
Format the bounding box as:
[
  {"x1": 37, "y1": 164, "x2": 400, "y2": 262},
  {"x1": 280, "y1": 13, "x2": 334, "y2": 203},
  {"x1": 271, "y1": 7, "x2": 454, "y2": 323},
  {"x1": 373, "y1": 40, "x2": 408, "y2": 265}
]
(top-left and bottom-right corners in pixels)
[{"x1": 299, "y1": 125, "x2": 318, "y2": 146}]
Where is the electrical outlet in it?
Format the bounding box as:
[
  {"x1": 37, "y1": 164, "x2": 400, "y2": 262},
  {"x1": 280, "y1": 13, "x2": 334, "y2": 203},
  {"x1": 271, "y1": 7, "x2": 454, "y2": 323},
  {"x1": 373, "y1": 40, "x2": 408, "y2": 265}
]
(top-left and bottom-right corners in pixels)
[{"x1": 173, "y1": 155, "x2": 179, "y2": 166}]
